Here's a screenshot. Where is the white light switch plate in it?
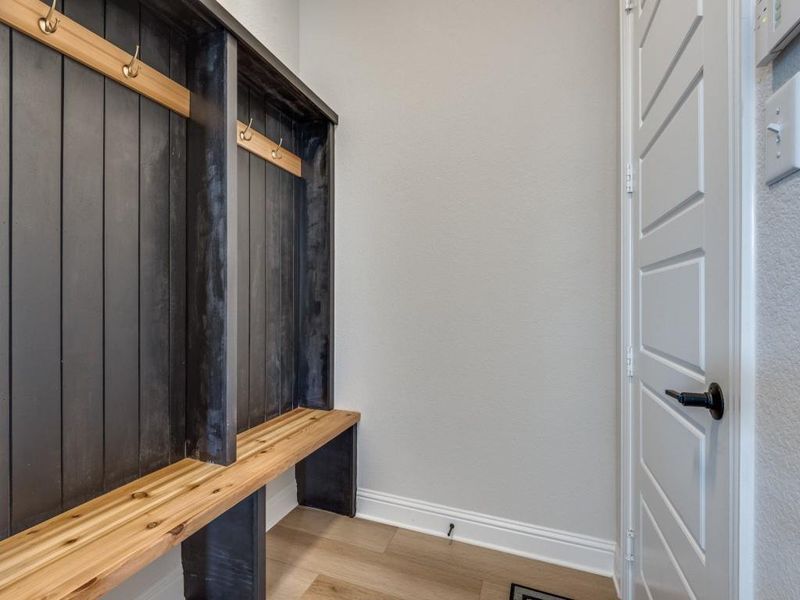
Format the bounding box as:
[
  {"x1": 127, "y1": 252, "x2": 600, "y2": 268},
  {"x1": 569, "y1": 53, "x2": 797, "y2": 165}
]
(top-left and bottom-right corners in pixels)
[{"x1": 766, "y1": 73, "x2": 800, "y2": 185}]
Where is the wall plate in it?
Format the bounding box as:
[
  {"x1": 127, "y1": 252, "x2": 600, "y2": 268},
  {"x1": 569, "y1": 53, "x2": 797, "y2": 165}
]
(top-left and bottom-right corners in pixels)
[
  {"x1": 766, "y1": 73, "x2": 800, "y2": 185},
  {"x1": 757, "y1": 0, "x2": 800, "y2": 66}
]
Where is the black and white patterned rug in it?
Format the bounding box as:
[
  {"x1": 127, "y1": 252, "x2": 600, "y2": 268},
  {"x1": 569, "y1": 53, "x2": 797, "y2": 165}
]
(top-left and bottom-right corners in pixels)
[{"x1": 509, "y1": 583, "x2": 572, "y2": 600}]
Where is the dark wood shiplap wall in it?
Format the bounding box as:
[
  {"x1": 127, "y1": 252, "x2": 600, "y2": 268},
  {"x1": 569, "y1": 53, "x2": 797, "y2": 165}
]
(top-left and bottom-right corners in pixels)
[
  {"x1": 236, "y1": 84, "x2": 300, "y2": 432},
  {"x1": 0, "y1": 0, "x2": 187, "y2": 537}
]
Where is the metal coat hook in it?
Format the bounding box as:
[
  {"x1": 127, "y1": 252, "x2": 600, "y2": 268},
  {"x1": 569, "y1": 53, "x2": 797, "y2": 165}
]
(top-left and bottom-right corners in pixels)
[
  {"x1": 123, "y1": 45, "x2": 141, "y2": 79},
  {"x1": 271, "y1": 138, "x2": 284, "y2": 160},
  {"x1": 38, "y1": 0, "x2": 60, "y2": 35},
  {"x1": 240, "y1": 118, "x2": 254, "y2": 142}
]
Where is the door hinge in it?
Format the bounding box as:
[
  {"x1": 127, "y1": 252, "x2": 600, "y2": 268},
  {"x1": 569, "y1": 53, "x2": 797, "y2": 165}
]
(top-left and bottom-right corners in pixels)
[
  {"x1": 626, "y1": 346, "x2": 634, "y2": 378},
  {"x1": 625, "y1": 528, "x2": 636, "y2": 562},
  {"x1": 624, "y1": 0, "x2": 635, "y2": 14},
  {"x1": 625, "y1": 163, "x2": 634, "y2": 194}
]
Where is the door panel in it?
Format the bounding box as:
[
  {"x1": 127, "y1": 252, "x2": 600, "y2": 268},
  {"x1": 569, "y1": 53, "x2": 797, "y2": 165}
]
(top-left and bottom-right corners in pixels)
[
  {"x1": 641, "y1": 387, "x2": 705, "y2": 549},
  {"x1": 639, "y1": 0, "x2": 703, "y2": 117},
  {"x1": 641, "y1": 500, "x2": 696, "y2": 600},
  {"x1": 631, "y1": 0, "x2": 732, "y2": 598},
  {"x1": 639, "y1": 83, "x2": 704, "y2": 232},
  {"x1": 640, "y1": 259, "x2": 704, "y2": 372}
]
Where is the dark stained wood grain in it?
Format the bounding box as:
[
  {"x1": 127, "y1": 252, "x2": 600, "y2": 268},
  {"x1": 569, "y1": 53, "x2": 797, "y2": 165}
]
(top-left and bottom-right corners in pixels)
[
  {"x1": 61, "y1": 41, "x2": 105, "y2": 508},
  {"x1": 62, "y1": 0, "x2": 104, "y2": 34},
  {"x1": 139, "y1": 5, "x2": 172, "y2": 475},
  {"x1": 249, "y1": 93, "x2": 269, "y2": 425},
  {"x1": 169, "y1": 30, "x2": 188, "y2": 462},
  {"x1": 264, "y1": 108, "x2": 282, "y2": 421},
  {"x1": 279, "y1": 112, "x2": 298, "y2": 414},
  {"x1": 104, "y1": 0, "x2": 142, "y2": 489},
  {"x1": 237, "y1": 85, "x2": 251, "y2": 433},
  {"x1": 297, "y1": 425, "x2": 357, "y2": 517},
  {"x1": 186, "y1": 29, "x2": 238, "y2": 465},
  {"x1": 182, "y1": 487, "x2": 267, "y2": 600},
  {"x1": 0, "y1": 23, "x2": 9, "y2": 539},
  {"x1": 297, "y1": 122, "x2": 334, "y2": 410},
  {"x1": 10, "y1": 31, "x2": 63, "y2": 532}
]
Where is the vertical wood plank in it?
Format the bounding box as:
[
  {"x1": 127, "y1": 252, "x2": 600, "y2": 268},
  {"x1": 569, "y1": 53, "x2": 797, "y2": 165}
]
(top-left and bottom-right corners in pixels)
[
  {"x1": 279, "y1": 113, "x2": 297, "y2": 414},
  {"x1": 0, "y1": 23, "x2": 9, "y2": 540},
  {"x1": 10, "y1": 32, "x2": 63, "y2": 531},
  {"x1": 139, "y1": 5, "x2": 171, "y2": 475},
  {"x1": 249, "y1": 99, "x2": 268, "y2": 425},
  {"x1": 182, "y1": 487, "x2": 266, "y2": 600},
  {"x1": 264, "y1": 108, "x2": 282, "y2": 421},
  {"x1": 169, "y1": 31, "x2": 188, "y2": 461},
  {"x1": 297, "y1": 426, "x2": 356, "y2": 516},
  {"x1": 61, "y1": 0, "x2": 105, "y2": 509},
  {"x1": 297, "y1": 122, "x2": 334, "y2": 409},
  {"x1": 236, "y1": 84, "x2": 251, "y2": 432},
  {"x1": 104, "y1": 0, "x2": 142, "y2": 488},
  {"x1": 186, "y1": 29, "x2": 238, "y2": 465},
  {"x1": 61, "y1": 0, "x2": 104, "y2": 35}
]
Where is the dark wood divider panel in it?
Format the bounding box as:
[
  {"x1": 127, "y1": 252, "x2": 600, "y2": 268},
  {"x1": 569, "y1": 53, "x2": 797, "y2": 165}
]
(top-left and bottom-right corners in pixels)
[
  {"x1": 235, "y1": 84, "x2": 301, "y2": 432},
  {"x1": 185, "y1": 28, "x2": 238, "y2": 465},
  {"x1": 0, "y1": 21, "x2": 9, "y2": 542},
  {"x1": 234, "y1": 85, "x2": 334, "y2": 431},
  {"x1": 0, "y1": 0, "x2": 189, "y2": 537}
]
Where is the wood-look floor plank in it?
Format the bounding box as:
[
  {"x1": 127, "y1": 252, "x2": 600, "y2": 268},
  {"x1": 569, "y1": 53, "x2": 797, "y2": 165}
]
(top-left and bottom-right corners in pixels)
[
  {"x1": 267, "y1": 525, "x2": 483, "y2": 600},
  {"x1": 385, "y1": 528, "x2": 617, "y2": 600},
  {"x1": 479, "y1": 581, "x2": 510, "y2": 600},
  {"x1": 279, "y1": 508, "x2": 397, "y2": 554},
  {"x1": 268, "y1": 559, "x2": 318, "y2": 600},
  {"x1": 302, "y1": 575, "x2": 404, "y2": 600}
]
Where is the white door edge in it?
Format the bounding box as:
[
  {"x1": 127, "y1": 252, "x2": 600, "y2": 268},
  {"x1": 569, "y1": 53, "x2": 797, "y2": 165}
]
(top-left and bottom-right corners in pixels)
[{"x1": 617, "y1": 2, "x2": 757, "y2": 600}]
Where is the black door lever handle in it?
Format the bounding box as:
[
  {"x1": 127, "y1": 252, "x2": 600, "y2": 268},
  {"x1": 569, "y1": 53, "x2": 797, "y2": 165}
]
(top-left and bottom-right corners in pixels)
[{"x1": 665, "y1": 383, "x2": 724, "y2": 421}]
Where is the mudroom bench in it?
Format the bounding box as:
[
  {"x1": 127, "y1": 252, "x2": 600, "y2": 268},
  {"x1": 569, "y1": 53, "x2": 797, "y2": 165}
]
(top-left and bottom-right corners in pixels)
[
  {"x1": 0, "y1": 0, "x2": 343, "y2": 597},
  {"x1": 0, "y1": 409, "x2": 359, "y2": 599}
]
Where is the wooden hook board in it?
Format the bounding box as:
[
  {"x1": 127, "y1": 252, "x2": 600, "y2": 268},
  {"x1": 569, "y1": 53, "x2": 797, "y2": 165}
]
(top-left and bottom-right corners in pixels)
[
  {"x1": 236, "y1": 120, "x2": 303, "y2": 178},
  {"x1": 0, "y1": 0, "x2": 191, "y2": 118}
]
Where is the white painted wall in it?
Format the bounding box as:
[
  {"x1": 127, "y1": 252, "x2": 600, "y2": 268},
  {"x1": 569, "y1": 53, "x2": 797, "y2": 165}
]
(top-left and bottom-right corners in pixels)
[
  {"x1": 753, "y1": 40, "x2": 800, "y2": 598},
  {"x1": 299, "y1": 0, "x2": 620, "y2": 570},
  {"x1": 218, "y1": 0, "x2": 300, "y2": 72}
]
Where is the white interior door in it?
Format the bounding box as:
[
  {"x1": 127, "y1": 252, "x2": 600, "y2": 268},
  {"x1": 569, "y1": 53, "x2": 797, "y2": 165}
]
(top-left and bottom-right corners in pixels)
[{"x1": 629, "y1": 0, "x2": 733, "y2": 598}]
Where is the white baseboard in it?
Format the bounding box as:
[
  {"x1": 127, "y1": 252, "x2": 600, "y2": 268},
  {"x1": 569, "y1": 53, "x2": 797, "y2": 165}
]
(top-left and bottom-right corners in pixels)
[
  {"x1": 357, "y1": 488, "x2": 616, "y2": 578},
  {"x1": 265, "y1": 470, "x2": 299, "y2": 531}
]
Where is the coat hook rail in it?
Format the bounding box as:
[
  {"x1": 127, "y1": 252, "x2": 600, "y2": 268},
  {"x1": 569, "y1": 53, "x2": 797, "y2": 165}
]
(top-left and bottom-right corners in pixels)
[
  {"x1": 236, "y1": 121, "x2": 302, "y2": 178},
  {"x1": 0, "y1": 0, "x2": 190, "y2": 117}
]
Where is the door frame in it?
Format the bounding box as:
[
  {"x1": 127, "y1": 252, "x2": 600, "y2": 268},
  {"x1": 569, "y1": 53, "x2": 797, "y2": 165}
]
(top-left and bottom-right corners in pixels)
[{"x1": 617, "y1": 1, "x2": 756, "y2": 599}]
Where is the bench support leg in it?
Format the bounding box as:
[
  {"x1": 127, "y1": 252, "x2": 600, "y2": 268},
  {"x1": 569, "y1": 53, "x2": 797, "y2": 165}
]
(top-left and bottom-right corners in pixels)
[
  {"x1": 296, "y1": 424, "x2": 358, "y2": 517},
  {"x1": 181, "y1": 486, "x2": 266, "y2": 600}
]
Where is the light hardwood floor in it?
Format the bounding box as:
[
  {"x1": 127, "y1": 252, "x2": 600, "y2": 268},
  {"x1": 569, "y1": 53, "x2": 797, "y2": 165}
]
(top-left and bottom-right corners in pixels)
[{"x1": 267, "y1": 508, "x2": 618, "y2": 600}]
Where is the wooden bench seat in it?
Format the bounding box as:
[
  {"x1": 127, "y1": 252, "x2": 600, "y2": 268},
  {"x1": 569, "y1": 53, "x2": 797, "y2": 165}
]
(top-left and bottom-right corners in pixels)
[{"x1": 0, "y1": 408, "x2": 360, "y2": 600}]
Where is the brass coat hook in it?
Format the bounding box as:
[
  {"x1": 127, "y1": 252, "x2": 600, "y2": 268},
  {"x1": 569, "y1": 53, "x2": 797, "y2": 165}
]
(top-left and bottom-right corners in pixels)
[
  {"x1": 240, "y1": 118, "x2": 254, "y2": 142},
  {"x1": 123, "y1": 45, "x2": 141, "y2": 79},
  {"x1": 272, "y1": 138, "x2": 284, "y2": 160},
  {"x1": 38, "y1": 0, "x2": 60, "y2": 35}
]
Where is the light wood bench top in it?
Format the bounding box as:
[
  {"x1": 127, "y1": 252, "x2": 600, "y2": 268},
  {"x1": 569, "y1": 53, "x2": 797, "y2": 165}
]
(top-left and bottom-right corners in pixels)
[{"x1": 0, "y1": 408, "x2": 360, "y2": 600}]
